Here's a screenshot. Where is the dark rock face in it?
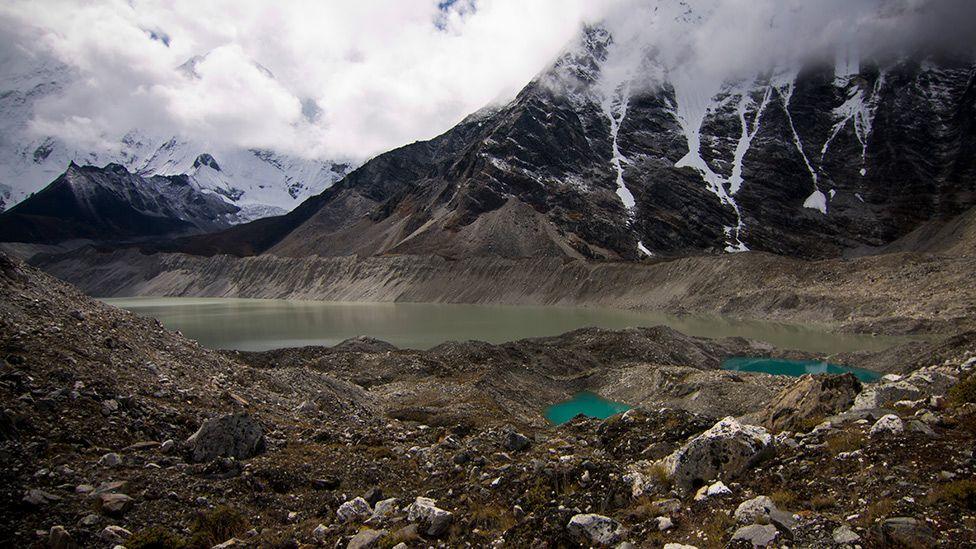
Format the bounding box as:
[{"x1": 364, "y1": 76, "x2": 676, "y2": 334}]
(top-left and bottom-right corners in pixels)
[
  {"x1": 185, "y1": 413, "x2": 266, "y2": 463},
  {"x1": 0, "y1": 162, "x2": 240, "y2": 243},
  {"x1": 174, "y1": 26, "x2": 975, "y2": 261}
]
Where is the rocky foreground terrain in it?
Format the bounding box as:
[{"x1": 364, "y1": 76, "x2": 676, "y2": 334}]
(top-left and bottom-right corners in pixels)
[{"x1": 2, "y1": 250, "x2": 976, "y2": 548}]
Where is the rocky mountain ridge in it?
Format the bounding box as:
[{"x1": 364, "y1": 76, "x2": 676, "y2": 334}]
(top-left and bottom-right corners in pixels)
[
  {"x1": 140, "y1": 16, "x2": 976, "y2": 261},
  {"x1": 0, "y1": 52, "x2": 354, "y2": 220},
  {"x1": 0, "y1": 163, "x2": 243, "y2": 243}
]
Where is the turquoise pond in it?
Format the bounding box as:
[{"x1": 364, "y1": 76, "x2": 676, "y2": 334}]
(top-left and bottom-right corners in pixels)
[
  {"x1": 545, "y1": 392, "x2": 632, "y2": 425},
  {"x1": 721, "y1": 357, "x2": 882, "y2": 383}
]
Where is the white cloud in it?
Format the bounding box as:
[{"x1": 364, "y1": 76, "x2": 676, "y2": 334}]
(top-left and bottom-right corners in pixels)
[
  {"x1": 0, "y1": 0, "x2": 616, "y2": 161},
  {"x1": 0, "y1": 0, "x2": 971, "y2": 164}
]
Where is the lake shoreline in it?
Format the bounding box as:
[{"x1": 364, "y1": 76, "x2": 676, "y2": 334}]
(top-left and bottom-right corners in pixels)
[{"x1": 29, "y1": 245, "x2": 976, "y2": 338}]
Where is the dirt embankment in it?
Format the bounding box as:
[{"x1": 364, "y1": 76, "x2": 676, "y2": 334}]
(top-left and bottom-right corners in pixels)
[{"x1": 29, "y1": 245, "x2": 976, "y2": 336}]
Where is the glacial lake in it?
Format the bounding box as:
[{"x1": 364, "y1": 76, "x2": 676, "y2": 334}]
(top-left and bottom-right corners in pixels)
[
  {"x1": 722, "y1": 357, "x2": 883, "y2": 382},
  {"x1": 102, "y1": 297, "x2": 906, "y2": 353},
  {"x1": 545, "y1": 392, "x2": 632, "y2": 425}
]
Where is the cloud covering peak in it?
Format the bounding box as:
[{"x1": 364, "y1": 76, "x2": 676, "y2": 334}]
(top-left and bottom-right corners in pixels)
[{"x1": 1, "y1": 0, "x2": 973, "y2": 163}]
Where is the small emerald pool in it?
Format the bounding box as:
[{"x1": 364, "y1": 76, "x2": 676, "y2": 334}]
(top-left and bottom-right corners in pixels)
[
  {"x1": 721, "y1": 357, "x2": 882, "y2": 383},
  {"x1": 545, "y1": 392, "x2": 632, "y2": 425}
]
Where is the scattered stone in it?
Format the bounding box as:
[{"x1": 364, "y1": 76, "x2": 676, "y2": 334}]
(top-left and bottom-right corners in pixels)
[
  {"x1": 655, "y1": 516, "x2": 674, "y2": 531},
  {"x1": 505, "y1": 430, "x2": 531, "y2": 452},
  {"x1": 371, "y1": 498, "x2": 397, "y2": 520},
  {"x1": 734, "y1": 496, "x2": 777, "y2": 524},
  {"x1": 832, "y1": 524, "x2": 860, "y2": 544},
  {"x1": 98, "y1": 452, "x2": 122, "y2": 468},
  {"x1": 160, "y1": 439, "x2": 175, "y2": 453},
  {"x1": 694, "y1": 480, "x2": 731, "y2": 501},
  {"x1": 97, "y1": 493, "x2": 133, "y2": 516},
  {"x1": 99, "y1": 525, "x2": 132, "y2": 544},
  {"x1": 23, "y1": 489, "x2": 60, "y2": 507},
  {"x1": 212, "y1": 539, "x2": 242, "y2": 548},
  {"x1": 660, "y1": 417, "x2": 774, "y2": 493},
  {"x1": 347, "y1": 528, "x2": 388, "y2": 549},
  {"x1": 663, "y1": 545, "x2": 698, "y2": 549},
  {"x1": 78, "y1": 514, "x2": 100, "y2": 527},
  {"x1": 312, "y1": 477, "x2": 341, "y2": 490},
  {"x1": 364, "y1": 486, "x2": 384, "y2": 507},
  {"x1": 870, "y1": 414, "x2": 904, "y2": 436},
  {"x1": 731, "y1": 523, "x2": 779, "y2": 547},
  {"x1": 406, "y1": 497, "x2": 454, "y2": 537},
  {"x1": 567, "y1": 513, "x2": 625, "y2": 546},
  {"x1": 185, "y1": 413, "x2": 266, "y2": 462},
  {"x1": 852, "y1": 382, "x2": 923, "y2": 411},
  {"x1": 311, "y1": 524, "x2": 328, "y2": 541},
  {"x1": 101, "y1": 399, "x2": 119, "y2": 416},
  {"x1": 48, "y1": 525, "x2": 75, "y2": 549},
  {"x1": 336, "y1": 497, "x2": 372, "y2": 524},
  {"x1": 875, "y1": 517, "x2": 936, "y2": 548}
]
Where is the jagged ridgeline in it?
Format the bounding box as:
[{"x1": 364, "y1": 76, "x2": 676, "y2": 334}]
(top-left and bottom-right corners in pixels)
[
  {"x1": 1, "y1": 2, "x2": 974, "y2": 260},
  {"x1": 147, "y1": 16, "x2": 974, "y2": 260}
]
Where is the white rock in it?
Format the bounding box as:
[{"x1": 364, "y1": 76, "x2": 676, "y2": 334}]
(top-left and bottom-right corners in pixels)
[
  {"x1": 731, "y1": 523, "x2": 779, "y2": 547},
  {"x1": 693, "y1": 480, "x2": 731, "y2": 501},
  {"x1": 567, "y1": 513, "x2": 625, "y2": 546},
  {"x1": 852, "y1": 381, "x2": 923, "y2": 411},
  {"x1": 311, "y1": 523, "x2": 328, "y2": 541},
  {"x1": 833, "y1": 524, "x2": 860, "y2": 544},
  {"x1": 371, "y1": 498, "x2": 397, "y2": 518},
  {"x1": 734, "y1": 496, "x2": 777, "y2": 524},
  {"x1": 660, "y1": 417, "x2": 773, "y2": 493},
  {"x1": 99, "y1": 525, "x2": 132, "y2": 544},
  {"x1": 663, "y1": 545, "x2": 698, "y2": 549},
  {"x1": 406, "y1": 496, "x2": 453, "y2": 537},
  {"x1": 869, "y1": 414, "x2": 904, "y2": 436},
  {"x1": 336, "y1": 497, "x2": 372, "y2": 524},
  {"x1": 656, "y1": 516, "x2": 674, "y2": 531}
]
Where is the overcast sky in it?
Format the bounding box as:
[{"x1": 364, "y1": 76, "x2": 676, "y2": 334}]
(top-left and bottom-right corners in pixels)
[
  {"x1": 1, "y1": 0, "x2": 973, "y2": 163},
  {"x1": 0, "y1": 0, "x2": 614, "y2": 161}
]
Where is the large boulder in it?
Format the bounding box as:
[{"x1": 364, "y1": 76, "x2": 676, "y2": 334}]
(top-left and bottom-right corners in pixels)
[
  {"x1": 186, "y1": 414, "x2": 266, "y2": 463},
  {"x1": 874, "y1": 517, "x2": 936, "y2": 548},
  {"x1": 869, "y1": 414, "x2": 904, "y2": 436},
  {"x1": 567, "y1": 513, "x2": 625, "y2": 546},
  {"x1": 660, "y1": 417, "x2": 774, "y2": 493},
  {"x1": 405, "y1": 497, "x2": 453, "y2": 537},
  {"x1": 730, "y1": 524, "x2": 779, "y2": 547},
  {"x1": 851, "y1": 381, "x2": 924, "y2": 411},
  {"x1": 336, "y1": 497, "x2": 372, "y2": 524},
  {"x1": 758, "y1": 374, "x2": 861, "y2": 432}
]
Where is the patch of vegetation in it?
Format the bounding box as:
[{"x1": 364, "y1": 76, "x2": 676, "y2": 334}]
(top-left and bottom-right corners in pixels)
[
  {"x1": 623, "y1": 496, "x2": 663, "y2": 522},
  {"x1": 949, "y1": 373, "x2": 976, "y2": 405},
  {"x1": 810, "y1": 494, "x2": 837, "y2": 510},
  {"x1": 701, "y1": 510, "x2": 735, "y2": 545},
  {"x1": 862, "y1": 498, "x2": 895, "y2": 525},
  {"x1": 187, "y1": 505, "x2": 247, "y2": 548},
  {"x1": 469, "y1": 502, "x2": 517, "y2": 532},
  {"x1": 379, "y1": 526, "x2": 421, "y2": 549},
  {"x1": 771, "y1": 490, "x2": 797, "y2": 509},
  {"x1": 126, "y1": 526, "x2": 187, "y2": 549},
  {"x1": 826, "y1": 430, "x2": 865, "y2": 455},
  {"x1": 927, "y1": 479, "x2": 976, "y2": 510},
  {"x1": 796, "y1": 414, "x2": 827, "y2": 433},
  {"x1": 648, "y1": 462, "x2": 672, "y2": 490}
]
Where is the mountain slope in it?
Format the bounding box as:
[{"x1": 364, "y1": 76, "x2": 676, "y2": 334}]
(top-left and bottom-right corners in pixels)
[
  {"x1": 169, "y1": 21, "x2": 976, "y2": 261},
  {"x1": 0, "y1": 52, "x2": 353, "y2": 219},
  {"x1": 0, "y1": 163, "x2": 241, "y2": 243}
]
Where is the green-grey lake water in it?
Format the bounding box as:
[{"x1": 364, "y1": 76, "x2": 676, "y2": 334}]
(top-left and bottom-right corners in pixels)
[{"x1": 101, "y1": 297, "x2": 906, "y2": 353}]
